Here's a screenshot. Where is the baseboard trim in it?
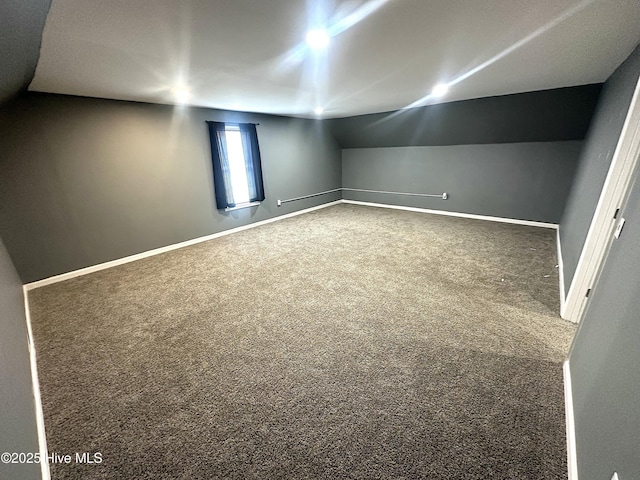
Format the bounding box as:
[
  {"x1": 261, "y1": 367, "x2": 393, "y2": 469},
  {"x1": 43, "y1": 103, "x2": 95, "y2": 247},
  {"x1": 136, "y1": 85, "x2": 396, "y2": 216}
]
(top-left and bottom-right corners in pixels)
[
  {"x1": 563, "y1": 360, "x2": 579, "y2": 480},
  {"x1": 24, "y1": 200, "x2": 342, "y2": 290},
  {"x1": 23, "y1": 287, "x2": 51, "y2": 480},
  {"x1": 342, "y1": 200, "x2": 559, "y2": 229},
  {"x1": 557, "y1": 229, "x2": 568, "y2": 319},
  {"x1": 23, "y1": 199, "x2": 559, "y2": 291}
]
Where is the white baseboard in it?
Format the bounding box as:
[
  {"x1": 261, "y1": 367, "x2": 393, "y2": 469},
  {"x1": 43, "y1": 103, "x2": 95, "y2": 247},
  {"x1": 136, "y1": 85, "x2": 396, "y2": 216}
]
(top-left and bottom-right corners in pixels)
[
  {"x1": 342, "y1": 200, "x2": 559, "y2": 229},
  {"x1": 23, "y1": 287, "x2": 50, "y2": 480},
  {"x1": 24, "y1": 200, "x2": 342, "y2": 291},
  {"x1": 563, "y1": 360, "x2": 579, "y2": 480},
  {"x1": 24, "y1": 198, "x2": 559, "y2": 291}
]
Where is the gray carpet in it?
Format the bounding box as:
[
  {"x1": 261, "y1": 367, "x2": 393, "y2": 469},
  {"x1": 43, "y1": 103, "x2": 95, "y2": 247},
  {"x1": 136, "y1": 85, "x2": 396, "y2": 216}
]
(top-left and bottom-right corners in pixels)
[{"x1": 28, "y1": 203, "x2": 576, "y2": 479}]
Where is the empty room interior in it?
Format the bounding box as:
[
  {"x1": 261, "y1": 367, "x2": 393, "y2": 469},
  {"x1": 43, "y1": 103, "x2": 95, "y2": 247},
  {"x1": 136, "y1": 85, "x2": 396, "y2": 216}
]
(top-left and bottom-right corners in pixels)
[{"x1": 2, "y1": 1, "x2": 640, "y2": 479}]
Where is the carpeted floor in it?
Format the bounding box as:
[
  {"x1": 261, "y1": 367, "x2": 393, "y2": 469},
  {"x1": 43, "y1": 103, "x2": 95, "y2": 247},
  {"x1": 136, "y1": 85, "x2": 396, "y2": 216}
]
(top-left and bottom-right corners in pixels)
[{"x1": 28, "y1": 203, "x2": 576, "y2": 479}]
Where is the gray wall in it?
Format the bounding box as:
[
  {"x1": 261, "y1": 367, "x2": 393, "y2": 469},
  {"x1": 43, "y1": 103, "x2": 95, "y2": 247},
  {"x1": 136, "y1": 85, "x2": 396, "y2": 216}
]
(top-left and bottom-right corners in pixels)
[
  {"x1": 0, "y1": 237, "x2": 40, "y2": 480},
  {"x1": 335, "y1": 84, "x2": 600, "y2": 226},
  {"x1": 0, "y1": 0, "x2": 50, "y2": 104},
  {"x1": 0, "y1": 93, "x2": 341, "y2": 283},
  {"x1": 343, "y1": 142, "x2": 582, "y2": 223},
  {"x1": 563, "y1": 41, "x2": 640, "y2": 480},
  {"x1": 560, "y1": 43, "x2": 640, "y2": 294},
  {"x1": 0, "y1": 1, "x2": 50, "y2": 478},
  {"x1": 329, "y1": 85, "x2": 601, "y2": 148},
  {"x1": 568, "y1": 164, "x2": 640, "y2": 478}
]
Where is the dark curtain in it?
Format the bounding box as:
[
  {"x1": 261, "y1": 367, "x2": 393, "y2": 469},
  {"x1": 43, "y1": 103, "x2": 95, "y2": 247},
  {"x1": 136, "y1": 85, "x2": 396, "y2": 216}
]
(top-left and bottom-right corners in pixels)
[
  {"x1": 207, "y1": 121, "x2": 236, "y2": 209},
  {"x1": 239, "y1": 123, "x2": 265, "y2": 203}
]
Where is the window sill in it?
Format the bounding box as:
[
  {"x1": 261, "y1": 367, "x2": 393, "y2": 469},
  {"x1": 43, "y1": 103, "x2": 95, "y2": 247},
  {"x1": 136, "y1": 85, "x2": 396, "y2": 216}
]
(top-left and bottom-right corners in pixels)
[{"x1": 225, "y1": 201, "x2": 261, "y2": 212}]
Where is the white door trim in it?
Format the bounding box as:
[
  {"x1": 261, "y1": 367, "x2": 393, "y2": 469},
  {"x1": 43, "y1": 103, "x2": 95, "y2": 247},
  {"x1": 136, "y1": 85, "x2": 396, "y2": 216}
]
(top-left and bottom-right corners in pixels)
[
  {"x1": 556, "y1": 230, "x2": 566, "y2": 312},
  {"x1": 562, "y1": 73, "x2": 640, "y2": 323}
]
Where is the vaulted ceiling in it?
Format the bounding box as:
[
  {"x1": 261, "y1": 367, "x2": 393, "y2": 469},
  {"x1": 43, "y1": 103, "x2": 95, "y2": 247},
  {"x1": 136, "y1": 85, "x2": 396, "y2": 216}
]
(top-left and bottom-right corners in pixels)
[{"x1": 29, "y1": 0, "x2": 640, "y2": 118}]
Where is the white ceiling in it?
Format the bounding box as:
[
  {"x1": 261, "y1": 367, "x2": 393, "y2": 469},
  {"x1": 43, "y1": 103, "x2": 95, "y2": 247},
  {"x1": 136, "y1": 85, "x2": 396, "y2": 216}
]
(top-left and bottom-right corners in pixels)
[{"x1": 30, "y1": 0, "x2": 640, "y2": 118}]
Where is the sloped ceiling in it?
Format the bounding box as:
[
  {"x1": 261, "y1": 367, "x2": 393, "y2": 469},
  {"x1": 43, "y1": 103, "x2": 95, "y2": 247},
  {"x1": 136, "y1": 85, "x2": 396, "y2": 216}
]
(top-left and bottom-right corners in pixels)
[
  {"x1": 29, "y1": 0, "x2": 640, "y2": 118},
  {"x1": 0, "y1": 0, "x2": 51, "y2": 105}
]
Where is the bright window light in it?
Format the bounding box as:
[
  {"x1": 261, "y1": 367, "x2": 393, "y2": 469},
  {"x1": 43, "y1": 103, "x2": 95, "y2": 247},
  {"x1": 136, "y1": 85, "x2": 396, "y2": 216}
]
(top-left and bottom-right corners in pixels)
[
  {"x1": 431, "y1": 83, "x2": 449, "y2": 97},
  {"x1": 207, "y1": 121, "x2": 265, "y2": 211},
  {"x1": 306, "y1": 29, "x2": 330, "y2": 49},
  {"x1": 224, "y1": 126, "x2": 251, "y2": 205},
  {"x1": 314, "y1": 106, "x2": 324, "y2": 116}
]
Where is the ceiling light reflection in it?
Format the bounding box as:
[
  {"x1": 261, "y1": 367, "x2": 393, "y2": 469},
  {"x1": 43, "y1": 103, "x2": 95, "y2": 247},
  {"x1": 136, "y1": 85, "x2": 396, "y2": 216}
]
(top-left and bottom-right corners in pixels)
[
  {"x1": 172, "y1": 86, "x2": 191, "y2": 105},
  {"x1": 387, "y1": 0, "x2": 597, "y2": 117},
  {"x1": 431, "y1": 83, "x2": 449, "y2": 97},
  {"x1": 306, "y1": 29, "x2": 330, "y2": 49}
]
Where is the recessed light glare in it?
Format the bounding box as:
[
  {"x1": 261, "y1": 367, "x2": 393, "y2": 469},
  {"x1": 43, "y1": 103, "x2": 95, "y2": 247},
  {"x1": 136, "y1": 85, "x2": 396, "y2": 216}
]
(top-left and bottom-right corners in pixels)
[
  {"x1": 306, "y1": 29, "x2": 330, "y2": 49},
  {"x1": 431, "y1": 83, "x2": 449, "y2": 97},
  {"x1": 172, "y1": 86, "x2": 191, "y2": 105},
  {"x1": 314, "y1": 106, "x2": 324, "y2": 116}
]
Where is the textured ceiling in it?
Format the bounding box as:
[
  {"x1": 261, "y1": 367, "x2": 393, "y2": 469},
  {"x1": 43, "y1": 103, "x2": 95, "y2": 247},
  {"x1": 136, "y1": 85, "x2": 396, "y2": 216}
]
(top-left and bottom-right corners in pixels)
[{"x1": 29, "y1": 0, "x2": 640, "y2": 118}]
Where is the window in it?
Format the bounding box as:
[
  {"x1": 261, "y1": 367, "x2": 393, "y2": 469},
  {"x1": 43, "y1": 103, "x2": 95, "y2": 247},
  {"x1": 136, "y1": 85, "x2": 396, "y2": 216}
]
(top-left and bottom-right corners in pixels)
[{"x1": 206, "y1": 121, "x2": 265, "y2": 210}]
